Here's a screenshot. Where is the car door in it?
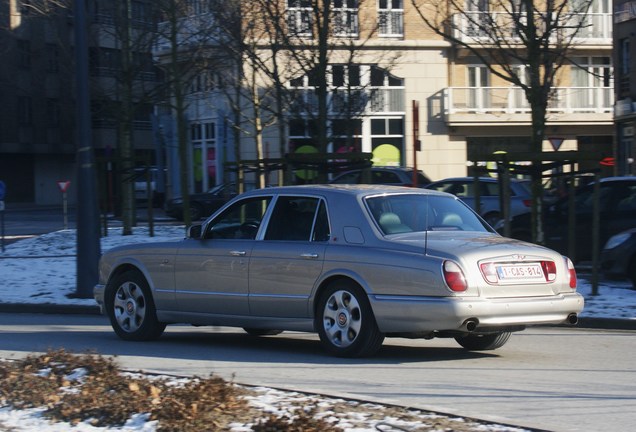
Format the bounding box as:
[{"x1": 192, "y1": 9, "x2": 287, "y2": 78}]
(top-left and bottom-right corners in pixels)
[
  {"x1": 174, "y1": 196, "x2": 272, "y2": 315},
  {"x1": 249, "y1": 196, "x2": 329, "y2": 318}
]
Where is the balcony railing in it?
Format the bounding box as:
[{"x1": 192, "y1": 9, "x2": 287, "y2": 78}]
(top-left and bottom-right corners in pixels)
[
  {"x1": 445, "y1": 86, "x2": 614, "y2": 115},
  {"x1": 452, "y1": 12, "x2": 612, "y2": 44}
]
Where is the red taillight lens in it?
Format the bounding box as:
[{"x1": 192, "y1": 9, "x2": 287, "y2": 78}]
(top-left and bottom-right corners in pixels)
[
  {"x1": 522, "y1": 199, "x2": 532, "y2": 207},
  {"x1": 566, "y1": 258, "x2": 577, "y2": 289},
  {"x1": 541, "y1": 261, "x2": 557, "y2": 282},
  {"x1": 443, "y1": 261, "x2": 467, "y2": 292}
]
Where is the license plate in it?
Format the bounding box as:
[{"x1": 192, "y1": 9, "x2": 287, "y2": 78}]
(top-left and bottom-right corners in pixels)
[{"x1": 496, "y1": 263, "x2": 544, "y2": 281}]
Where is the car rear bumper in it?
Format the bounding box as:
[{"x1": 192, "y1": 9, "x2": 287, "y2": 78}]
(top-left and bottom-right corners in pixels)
[{"x1": 370, "y1": 292, "x2": 584, "y2": 333}]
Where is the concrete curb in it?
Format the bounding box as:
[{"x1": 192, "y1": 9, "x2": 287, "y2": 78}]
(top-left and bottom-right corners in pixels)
[
  {"x1": 0, "y1": 303, "x2": 101, "y2": 315},
  {"x1": 0, "y1": 302, "x2": 634, "y2": 330}
]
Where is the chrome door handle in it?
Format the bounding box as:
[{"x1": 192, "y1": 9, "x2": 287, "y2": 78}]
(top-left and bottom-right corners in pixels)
[
  {"x1": 230, "y1": 250, "x2": 247, "y2": 256},
  {"x1": 300, "y1": 253, "x2": 319, "y2": 259}
]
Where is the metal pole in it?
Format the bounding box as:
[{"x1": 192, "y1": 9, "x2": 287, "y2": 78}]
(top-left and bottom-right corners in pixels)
[{"x1": 74, "y1": 0, "x2": 101, "y2": 298}]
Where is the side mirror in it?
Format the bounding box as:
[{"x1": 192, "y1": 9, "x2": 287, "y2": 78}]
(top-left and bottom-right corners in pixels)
[{"x1": 187, "y1": 224, "x2": 203, "y2": 239}]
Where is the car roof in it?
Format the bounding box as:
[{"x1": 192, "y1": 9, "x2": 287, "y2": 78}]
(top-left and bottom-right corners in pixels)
[
  {"x1": 428, "y1": 176, "x2": 528, "y2": 183},
  {"x1": 240, "y1": 184, "x2": 448, "y2": 198}
]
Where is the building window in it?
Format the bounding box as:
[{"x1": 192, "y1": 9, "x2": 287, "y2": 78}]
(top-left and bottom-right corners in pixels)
[
  {"x1": 17, "y1": 39, "x2": 31, "y2": 69},
  {"x1": 571, "y1": 56, "x2": 612, "y2": 110},
  {"x1": 287, "y1": 0, "x2": 313, "y2": 37},
  {"x1": 46, "y1": 44, "x2": 59, "y2": 73},
  {"x1": 378, "y1": 0, "x2": 403, "y2": 37},
  {"x1": 190, "y1": 121, "x2": 216, "y2": 192},
  {"x1": 619, "y1": 38, "x2": 631, "y2": 96},
  {"x1": 467, "y1": 65, "x2": 490, "y2": 110},
  {"x1": 334, "y1": 0, "x2": 359, "y2": 37},
  {"x1": 18, "y1": 96, "x2": 32, "y2": 126},
  {"x1": 46, "y1": 99, "x2": 60, "y2": 127},
  {"x1": 371, "y1": 117, "x2": 404, "y2": 166}
]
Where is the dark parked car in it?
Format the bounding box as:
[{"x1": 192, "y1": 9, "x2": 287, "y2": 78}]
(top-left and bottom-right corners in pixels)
[
  {"x1": 164, "y1": 183, "x2": 242, "y2": 221},
  {"x1": 600, "y1": 228, "x2": 636, "y2": 288},
  {"x1": 504, "y1": 177, "x2": 636, "y2": 262},
  {"x1": 425, "y1": 177, "x2": 532, "y2": 226},
  {"x1": 95, "y1": 184, "x2": 582, "y2": 358},
  {"x1": 330, "y1": 166, "x2": 431, "y2": 187}
]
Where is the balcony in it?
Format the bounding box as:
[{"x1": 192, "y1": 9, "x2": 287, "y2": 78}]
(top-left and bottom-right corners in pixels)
[
  {"x1": 444, "y1": 86, "x2": 614, "y2": 126},
  {"x1": 153, "y1": 14, "x2": 224, "y2": 55},
  {"x1": 452, "y1": 12, "x2": 612, "y2": 46}
]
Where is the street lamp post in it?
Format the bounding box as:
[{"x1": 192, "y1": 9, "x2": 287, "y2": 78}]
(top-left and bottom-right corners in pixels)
[{"x1": 73, "y1": 0, "x2": 101, "y2": 298}]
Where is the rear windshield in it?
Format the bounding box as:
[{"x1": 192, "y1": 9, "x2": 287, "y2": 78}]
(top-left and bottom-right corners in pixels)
[{"x1": 365, "y1": 194, "x2": 492, "y2": 235}]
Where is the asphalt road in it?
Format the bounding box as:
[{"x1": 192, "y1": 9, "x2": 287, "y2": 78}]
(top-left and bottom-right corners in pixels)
[{"x1": 0, "y1": 313, "x2": 634, "y2": 432}]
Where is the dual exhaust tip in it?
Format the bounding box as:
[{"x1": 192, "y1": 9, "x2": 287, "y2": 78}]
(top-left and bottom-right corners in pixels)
[{"x1": 461, "y1": 313, "x2": 579, "y2": 332}]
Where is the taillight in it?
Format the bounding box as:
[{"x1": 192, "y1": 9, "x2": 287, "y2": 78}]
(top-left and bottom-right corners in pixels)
[
  {"x1": 540, "y1": 261, "x2": 557, "y2": 282},
  {"x1": 522, "y1": 199, "x2": 531, "y2": 207},
  {"x1": 443, "y1": 260, "x2": 467, "y2": 292},
  {"x1": 566, "y1": 258, "x2": 577, "y2": 289},
  {"x1": 479, "y1": 262, "x2": 498, "y2": 284}
]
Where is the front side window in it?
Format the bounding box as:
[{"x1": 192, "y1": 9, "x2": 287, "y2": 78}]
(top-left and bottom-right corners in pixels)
[
  {"x1": 378, "y1": 0, "x2": 403, "y2": 37},
  {"x1": 265, "y1": 196, "x2": 330, "y2": 242},
  {"x1": 205, "y1": 197, "x2": 272, "y2": 240}
]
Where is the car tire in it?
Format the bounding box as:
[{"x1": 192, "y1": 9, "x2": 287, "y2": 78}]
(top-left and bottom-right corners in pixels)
[
  {"x1": 316, "y1": 280, "x2": 385, "y2": 358},
  {"x1": 243, "y1": 328, "x2": 283, "y2": 336},
  {"x1": 105, "y1": 270, "x2": 166, "y2": 341},
  {"x1": 455, "y1": 331, "x2": 511, "y2": 351}
]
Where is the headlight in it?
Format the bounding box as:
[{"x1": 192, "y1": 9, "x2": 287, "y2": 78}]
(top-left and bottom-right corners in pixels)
[{"x1": 603, "y1": 232, "x2": 633, "y2": 250}]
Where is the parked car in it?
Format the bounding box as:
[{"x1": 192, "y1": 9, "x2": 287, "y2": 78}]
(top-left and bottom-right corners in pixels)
[
  {"x1": 600, "y1": 228, "x2": 636, "y2": 289},
  {"x1": 131, "y1": 167, "x2": 164, "y2": 207},
  {"x1": 94, "y1": 184, "x2": 582, "y2": 357},
  {"x1": 504, "y1": 177, "x2": 636, "y2": 263},
  {"x1": 164, "y1": 183, "x2": 244, "y2": 221},
  {"x1": 330, "y1": 166, "x2": 431, "y2": 187},
  {"x1": 424, "y1": 177, "x2": 532, "y2": 226}
]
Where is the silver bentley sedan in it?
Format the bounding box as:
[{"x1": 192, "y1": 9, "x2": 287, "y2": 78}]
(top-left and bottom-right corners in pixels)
[{"x1": 94, "y1": 185, "x2": 583, "y2": 357}]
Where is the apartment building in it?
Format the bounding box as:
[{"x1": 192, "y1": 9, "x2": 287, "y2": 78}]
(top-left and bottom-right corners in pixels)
[
  {"x1": 157, "y1": 0, "x2": 614, "y2": 194},
  {"x1": 0, "y1": 0, "x2": 159, "y2": 205},
  {"x1": 615, "y1": 0, "x2": 636, "y2": 174}
]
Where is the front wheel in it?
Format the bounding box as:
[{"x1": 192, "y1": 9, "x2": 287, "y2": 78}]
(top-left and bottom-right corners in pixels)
[
  {"x1": 455, "y1": 332, "x2": 511, "y2": 351},
  {"x1": 316, "y1": 281, "x2": 384, "y2": 358},
  {"x1": 105, "y1": 270, "x2": 166, "y2": 341}
]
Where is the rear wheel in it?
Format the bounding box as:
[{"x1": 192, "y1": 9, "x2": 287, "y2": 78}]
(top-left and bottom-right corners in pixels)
[
  {"x1": 105, "y1": 270, "x2": 166, "y2": 341},
  {"x1": 316, "y1": 280, "x2": 384, "y2": 358},
  {"x1": 455, "y1": 331, "x2": 511, "y2": 351}
]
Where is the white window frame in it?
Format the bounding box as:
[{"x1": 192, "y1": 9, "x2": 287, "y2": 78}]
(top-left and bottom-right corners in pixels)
[
  {"x1": 334, "y1": 0, "x2": 359, "y2": 37},
  {"x1": 287, "y1": 0, "x2": 313, "y2": 38},
  {"x1": 378, "y1": 0, "x2": 403, "y2": 37}
]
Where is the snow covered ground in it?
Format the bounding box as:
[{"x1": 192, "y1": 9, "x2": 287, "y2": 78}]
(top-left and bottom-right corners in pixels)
[{"x1": 0, "y1": 226, "x2": 634, "y2": 431}]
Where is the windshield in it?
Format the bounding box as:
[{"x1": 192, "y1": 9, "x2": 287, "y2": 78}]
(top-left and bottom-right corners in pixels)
[{"x1": 365, "y1": 194, "x2": 492, "y2": 235}]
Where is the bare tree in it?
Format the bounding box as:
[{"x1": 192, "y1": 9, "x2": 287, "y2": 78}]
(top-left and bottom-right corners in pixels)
[
  {"x1": 153, "y1": 0, "x2": 233, "y2": 227},
  {"x1": 212, "y1": 0, "x2": 398, "y2": 184},
  {"x1": 410, "y1": 0, "x2": 594, "y2": 242}
]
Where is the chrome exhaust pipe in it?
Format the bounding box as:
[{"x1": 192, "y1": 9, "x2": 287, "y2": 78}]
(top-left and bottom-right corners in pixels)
[
  {"x1": 567, "y1": 313, "x2": 578, "y2": 325},
  {"x1": 462, "y1": 318, "x2": 479, "y2": 332}
]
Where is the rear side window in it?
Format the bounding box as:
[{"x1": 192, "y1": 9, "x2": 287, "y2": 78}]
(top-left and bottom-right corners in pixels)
[{"x1": 265, "y1": 196, "x2": 330, "y2": 242}]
